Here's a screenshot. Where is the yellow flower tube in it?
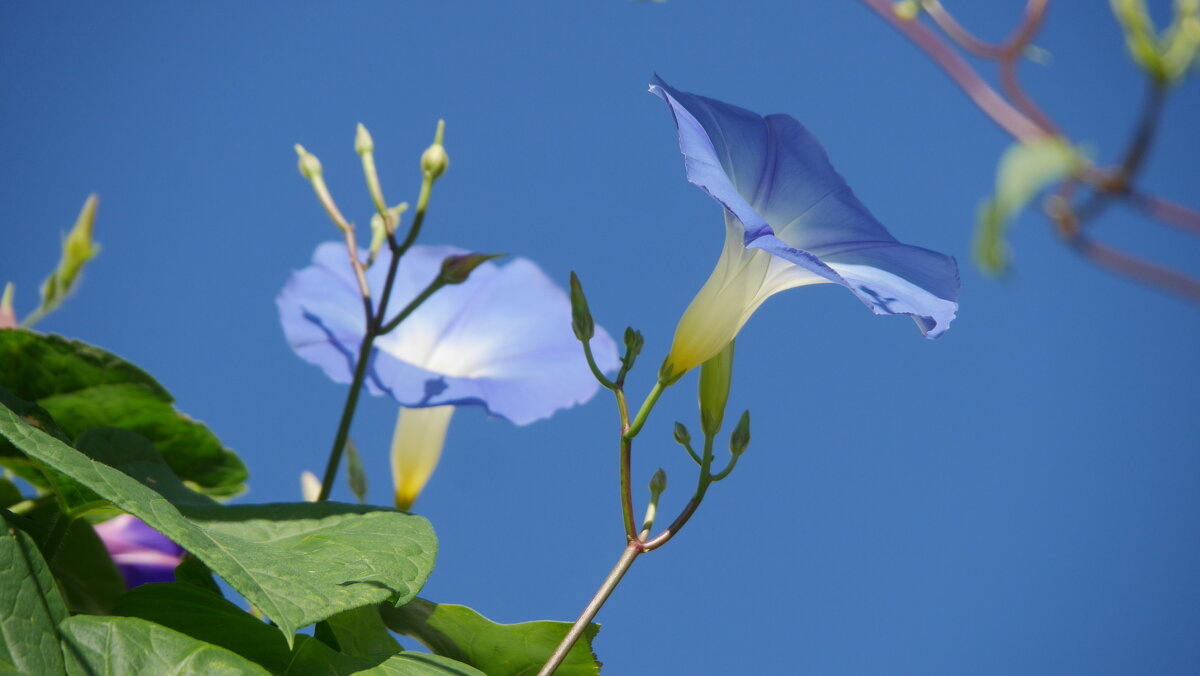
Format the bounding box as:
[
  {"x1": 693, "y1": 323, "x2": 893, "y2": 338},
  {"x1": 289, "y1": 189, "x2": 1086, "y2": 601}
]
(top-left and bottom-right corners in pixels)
[{"x1": 391, "y1": 405, "x2": 455, "y2": 510}]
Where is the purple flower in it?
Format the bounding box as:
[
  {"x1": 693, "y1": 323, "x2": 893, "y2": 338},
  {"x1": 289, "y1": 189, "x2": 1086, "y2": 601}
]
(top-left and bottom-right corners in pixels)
[
  {"x1": 278, "y1": 243, "x2": 619, "y2": 507},
  {"x1": 651, "y1": 77, "x2": 960, "y2": 380},
  {"x1": 94, "y1": 514, "x2": 184, "y2": 589}
]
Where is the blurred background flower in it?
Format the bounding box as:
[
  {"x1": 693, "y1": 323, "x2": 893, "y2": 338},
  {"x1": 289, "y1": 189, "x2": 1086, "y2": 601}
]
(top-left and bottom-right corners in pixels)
[
  {"x1": 278, "y1": 243, "x2": 620, "y2": 508},
  {"x1": 94, "y1": 514, "x2": 184, "y2": 589}
]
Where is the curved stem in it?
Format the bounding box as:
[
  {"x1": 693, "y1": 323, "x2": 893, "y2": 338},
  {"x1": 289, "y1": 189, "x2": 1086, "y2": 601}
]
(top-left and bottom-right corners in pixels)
[
  {"x1": 1127, "y1": 192, "x2": 1200, "y2": 236},
  {"x1": 642, "y1": 433, "x2": 714, "y2": 552},
  {"x1": 623, "y1": 382, "x2": 665, "y2": 441},
  {"x1": 582, "y1": 339, "x2": 616, "y2": 391},
  {"x1": 1070, "y1": 236, "x2": 1200, "y2": 304},
  {"x1": 859, "y1": 0, "x2": 1046, "y2": 142},
  {"x1": 922, "y1": 0, "x2": 1006, "y2": 58},
  {"x1": 537, "y1": 542, "x2": 642, "y2": 676}
]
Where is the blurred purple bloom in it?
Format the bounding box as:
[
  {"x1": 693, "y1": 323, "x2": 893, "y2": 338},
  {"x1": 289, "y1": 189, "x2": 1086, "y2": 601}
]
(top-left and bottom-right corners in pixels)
[
  {"x1": 277, "y1": 243, "x2": 619, "y2": 425},
  {"x1": 94, "y1": 514, "x2": 183, "y2": 589},
  {"x1": 651, "y1": 76, "x2": 960, "y2": 378}
]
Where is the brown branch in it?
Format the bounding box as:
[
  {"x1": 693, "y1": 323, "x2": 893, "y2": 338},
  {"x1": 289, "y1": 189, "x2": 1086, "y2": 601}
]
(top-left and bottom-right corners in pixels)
[
  {"x1": 860, "y1": 0, "x2": 1047, "y2": 142},
  {"x1": 922, "y1": 1, "x2": 1006, "y2": 58},
  {"x1": 1073, "y1": 236, "x2": 1200, "y2": 303},
  {"x1": 1127, "y1": 191, "x2": 1200, "y2": 236},
  {"x1": 997, "y1": 0, "x2": 1061, "y2": 136}
]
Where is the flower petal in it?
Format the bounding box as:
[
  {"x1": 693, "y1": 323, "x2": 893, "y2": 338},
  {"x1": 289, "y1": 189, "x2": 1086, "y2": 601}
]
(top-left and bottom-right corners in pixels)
[
  {"x1": 749, "y1": 235, "x2": 959, "y2": 337},
  {"x1": 278, "y1": 243, "x2": 619, "y2": 425},
  {"x1": 652, "y1": 76, "x2": 960, "y2": 339}
]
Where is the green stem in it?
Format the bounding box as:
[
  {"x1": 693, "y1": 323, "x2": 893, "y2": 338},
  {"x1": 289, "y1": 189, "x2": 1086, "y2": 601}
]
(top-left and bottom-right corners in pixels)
[
  {"x1": 393, "y1": 176, "x2": 434, "y2": 261},
  {"x1": 643, "y1": 434, "x2": 714, "y2": 552},
  {"x1": 317, "y1": 330, "x2": 376, "y2": 502},
  {"x1": 379, "y1": 277, "x2": 446, "y2": 335},
  {"x1": 537, "y1": 541, "x2": 642, "y2": 676},
  {"x1": 623, "y1": 381, "x2": 665, "y2": 441},
  {"x1": 582, "y1": 339, "x2": 615, "y2": 390}
]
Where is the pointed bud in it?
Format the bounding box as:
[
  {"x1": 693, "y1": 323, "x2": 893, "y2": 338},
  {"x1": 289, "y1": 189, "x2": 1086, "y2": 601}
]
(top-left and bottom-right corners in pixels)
[
  {"x1": 622, "y1": 327, "x2": 644, "y2": 369},
  {"x1": 729, "y1": 410, "x2": 751, "y2": 457},
  {"x1": 355, "y1": 123, "x2": 375, "y2": 155},
  {"x1": 568, "y1": 272, "x2": 595, "y2": 343},
  {"x1": 673, "y1": 421, "x2": 691, "y2": 447},
  {"x1": 295, "y1": 144, "x2": 322, "y2": 179},
  {"x1": 36, "y1": 195, "x2": 100, "y2": 322},
  {"x1": 648, "y1": 468, "x2": 667, "y2": 496},
  {"x1": 698, "y1": 340, "x2": 734, "y2": 437},
  {"x1": 421, "y1": 119, "x2": 449, "y2": 180},
  {"x1": 0, "y1": 282, "x2": 16, "y2": 329},
  {"x1": 439, "y1": 253, "x2": 503, "y2": 285}
]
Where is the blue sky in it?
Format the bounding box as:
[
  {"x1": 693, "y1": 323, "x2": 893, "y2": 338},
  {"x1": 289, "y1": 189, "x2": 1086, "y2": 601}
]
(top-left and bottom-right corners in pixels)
[{"x1": 3, "y1": 2, "x2": 1199, "y2": 674}]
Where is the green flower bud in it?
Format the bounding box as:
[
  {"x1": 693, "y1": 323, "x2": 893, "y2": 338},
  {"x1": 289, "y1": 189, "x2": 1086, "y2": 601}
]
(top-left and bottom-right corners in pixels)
[
  {"x1": 622, "y1": 327, "x2": 644, "y2": 369},
  {"x1": 568, "y1": 271, "x2": 595, "y2": 342},
  {"x1": 355, "y1": 123, "x2": 375, "y2": 155},
  {"x1": 673, "y1": 421, "x2": 692, "y2": 447},
  {"x1": 421, "y1": 119, "x2": 449, "y2": 179},
  {"x1": 648, "y1": 467, "x2": 667, "y2": 496},
  {"x1": 294, "y1": 144, "x2": 322, "y2": 179},
  {"x1": 439, "y1": 252, "x2": 504, "y2": 285},
  {"x1": 34, "y1": 194, "x2": 100, "y2": 325},
  {"x1": 729, "y1": 409, "x2": 751, "y2": 457},
  {"x1": 698, "y1": 340, "x2": 734, "y2": 437}
]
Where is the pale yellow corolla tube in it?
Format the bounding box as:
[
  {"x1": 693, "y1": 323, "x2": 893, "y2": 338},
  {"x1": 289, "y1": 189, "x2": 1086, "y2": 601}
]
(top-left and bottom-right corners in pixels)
[
  {"x1": 391, "y1": 405, "x2": 456, "y2": 510},
  {"x1": 662, "y1": 214, "x2": 827, "y2": 383}
]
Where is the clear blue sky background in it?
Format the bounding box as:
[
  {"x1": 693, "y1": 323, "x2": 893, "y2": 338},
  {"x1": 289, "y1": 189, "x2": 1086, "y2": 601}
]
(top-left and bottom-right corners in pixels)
[{"x1": 3, "y1": 3, "x2": 1199, "y2": 674}]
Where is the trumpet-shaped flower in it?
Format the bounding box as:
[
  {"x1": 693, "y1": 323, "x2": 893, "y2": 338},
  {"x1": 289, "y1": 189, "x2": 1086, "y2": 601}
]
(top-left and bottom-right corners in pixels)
[
  {"x1": 94, "y1": 514, "x2": 184, "y2": 589},
  {"x1": 278, "y1": 243, "x2": 619, "y2": 508},
  {"x1": 651, "y1": 77, "x2": 960, "y2": 381}
]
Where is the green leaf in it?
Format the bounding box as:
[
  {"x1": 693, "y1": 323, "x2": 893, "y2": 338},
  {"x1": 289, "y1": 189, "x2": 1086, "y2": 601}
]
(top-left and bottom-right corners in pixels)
[
  {"x1": 381, "y1": 599, "x2": 602, "y2": 676},
  {"x1": 973, "y1": 136, "x2": 1078, "y2": 275},
  {"x1": 174, "y1": 554, "x2": 224, "y2": 597},
  {"x1": 114, "y1": 582, "x2": 292, "y2": 674},
  {"x1": 0, "y1": 511, "x2": 68, "y2": 674},
  {"x1": 326, "y1": 604, "x2": 404, "y2": 659},
  {"x1": 346, "y1": 437, "x2": 368, "y2": 504},
  {"x1": 43, "y1": 514, "x2": 125, "y2": 614},
  {"x1": 0, "y1": 330, "x2": 247, "y2": 498},
  {"x1": 286, "y1": 635, "x2": 485, "y2": 676},
  {"x1": 0, "y1": 476, "x2": 21, "y2": 507},
  {"x1": 60, "y1": 614, "x2": 271, "y2": 675},
  {"x1": 0, "y1": 406, "x2": 439, "y2": 641}
]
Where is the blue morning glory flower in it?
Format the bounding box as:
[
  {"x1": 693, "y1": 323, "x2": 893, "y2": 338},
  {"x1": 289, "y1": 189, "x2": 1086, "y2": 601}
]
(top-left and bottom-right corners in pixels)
[
  {"x1": 651, "y1": 76, "x2": 960, "y2": 381},
  {"x1": 278, "y1": 243, "x2": 619, "y2": 507}
]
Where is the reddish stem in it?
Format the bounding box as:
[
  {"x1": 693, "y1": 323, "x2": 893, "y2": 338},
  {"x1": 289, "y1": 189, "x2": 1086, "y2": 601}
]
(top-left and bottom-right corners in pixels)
[{"x1": 860, "y1": 0, "x2": 1046, "y2": 142}]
